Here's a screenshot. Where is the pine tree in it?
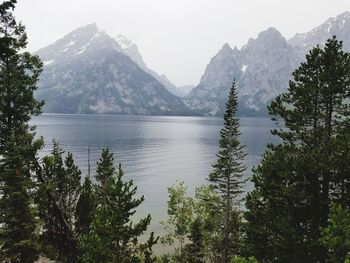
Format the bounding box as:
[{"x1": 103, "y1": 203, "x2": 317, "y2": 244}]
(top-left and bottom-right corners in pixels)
[
  {"x1": 245, "y1": 144, "x2": 307, "y2": 262},
  {"x1": 185, "y1": 217, "x2": 205, "y2": 263},
  {"x1": 245, "y1": 37, "x2": 350, "y2": 262},
  {"x1": 94, "y1": 147, "x2": 115, "y2": 204},
  {"x1": 75, "y1": 176, "x2": 95, "y2": 236},
  {"x1": 38, "y1": 141, "x2": 81, "y2": 262},
  {"x1": 0, "y1": 0, "x2": 43, "y2": 261},
  {"x1": 81, "y1": 149, "x2": 154, "y2": 262},
  {"x1": 75, "y1": 175, "x2": 95, "y2": 260},
  {"x1": 320, "y1": 203, "x2": 350, "y2": 263},
  {"x1": 143, "y1": 232, "x2": 159, "y2": 263},
  {"x1": 208, "y1": 81, "x2": 247, "y2": 263},
  {"x1": 64, "y1": 152, "x2": 82, "y2": 224}
]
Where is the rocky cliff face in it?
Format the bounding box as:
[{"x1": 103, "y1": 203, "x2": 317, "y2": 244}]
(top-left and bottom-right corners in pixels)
[
  {"x1": 238, "y1": 28, "x2": 298, "y2": 115},
  {"x1": 289, "y1": 11, "x2": 350, "y2": 57},
  {"x1": 114, "y1": 34, "x2": 185, "y2": 97},
  {"x1": 185, "y1": 43, "x2": 242, "y2": 115},
  {"x1": 36, "y1": 24, "x2": 187, "y2": 115},
  {"x1": 186, "y1": 11, "x2": 350, "y2": 116},
  {"x1": 185, "y1": 28, "x2": 298, "y2": 116}
]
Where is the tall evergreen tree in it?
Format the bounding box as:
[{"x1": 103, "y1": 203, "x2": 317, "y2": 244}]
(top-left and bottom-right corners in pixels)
[
  {"x1": 0, "y1": 0, "x2": 43, "y2": 261},
  {"x1": 245, "y1": 37, "x2": 350, "y2": 262},
  {"x1": 208, "y1": 81, "x2": 247, "y2": 263},
  {"x1": 81, "y1": 149, "x2": 154, "y2": 262}
]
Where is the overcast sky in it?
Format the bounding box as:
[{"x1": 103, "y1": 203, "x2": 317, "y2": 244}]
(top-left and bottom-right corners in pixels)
[{"x1": 13, "y1": 0, "x2": 350, "y2": 86}]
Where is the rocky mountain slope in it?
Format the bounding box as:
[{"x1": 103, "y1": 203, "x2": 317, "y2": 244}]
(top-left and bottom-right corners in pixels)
[
  {"x1": 185, "y1": 43, "x2": 242, "y2": 115},
  {"x1": 186, "y1": 11, "x2": 350, "y2": 116},
  {"x1": 114, "y1": 34, "x2": 185, "y2": 97},
  {"x1": 185, "y1": 28, "x2": 298, "y2": 116},
  {"x1": 289, "y1": 11, "x2": 350, "y2": 57},
  {"x1": 35, "y1": 24, "x2": 187, "y2": 115},
  {"x1": 238, "y1": 28, "x2": 298, "y2": 115}
]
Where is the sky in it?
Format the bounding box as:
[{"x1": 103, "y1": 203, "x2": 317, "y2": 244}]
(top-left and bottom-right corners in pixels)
[{"x1": 12, "y1": 0, "x2": 350, "y2": 87}]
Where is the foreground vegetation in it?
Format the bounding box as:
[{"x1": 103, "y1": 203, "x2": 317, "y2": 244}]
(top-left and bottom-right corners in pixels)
[{"x1": 1, "y1": 1, "x2": 350, "y2": 262}]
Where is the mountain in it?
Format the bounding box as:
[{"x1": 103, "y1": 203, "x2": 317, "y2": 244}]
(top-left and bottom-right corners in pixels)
[
  {"x1": 238, "y1": 28, "x2": 298, "y2": 115},
  {"x1": 35, "y1": 24, "x2": 187, "y2": 115},
  {"x1": 114, "y1": 34, "x2": 148, "y2": 69},
  {"x1": 185, "y1": 28, "x2": 298, "y2": 116},
  {"x1": 36, "y1": 11, "x2": 350, "y2": 117},
  {"x1": 186, "y1": 11, "x2": 350, "y2": 116},
  {"x1": 114, "y1": 34, "x2": 185, "y2": 97},
  {"x1": 147, "y1": 71, "x2": 185, "y2": 97},
  {"x1": 185, "y1": 43, "x2": 242, "y2": 115},
  {"x1": 289, "y1": 11, "x2": 350, "y2": 57}
]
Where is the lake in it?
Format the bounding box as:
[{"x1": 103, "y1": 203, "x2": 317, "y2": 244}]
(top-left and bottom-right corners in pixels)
[{"x1": 31, "y1": 114, "x2": 277, "y2": 235}]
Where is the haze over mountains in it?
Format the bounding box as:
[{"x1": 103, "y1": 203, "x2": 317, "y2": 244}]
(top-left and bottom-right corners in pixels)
[{"x1": 35, "y1": 11, "x2": 350, "y2": 116}]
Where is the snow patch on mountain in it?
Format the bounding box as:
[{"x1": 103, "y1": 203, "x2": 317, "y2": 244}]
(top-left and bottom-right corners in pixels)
[
  {"x1": 115, "y1": 34, "x2": 133, "y2": 50},
  {"x1": 76, "y1": 46, "x2": 86, "y2": 55},
  {"x1": 43, "y1": 60, "x2": 54, "y2": 65},
  {"x1": 64, "y1": 41, "x2": 75, "y2": 47}
]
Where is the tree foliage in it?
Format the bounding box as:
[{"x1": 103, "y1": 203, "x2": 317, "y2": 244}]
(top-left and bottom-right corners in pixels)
[
  {"x1": 245, "y1": 37, "x2": 350, "y2": 262},
  {"x1": 37, "y1": 141, "x2": 81, "y2": 262},
  {"x1": 75, "y1": 176, "x2": 95, "y2": 236},
  {"x1": 0, "y1": 0, "x2": 43, "y2": 261},
  {"x1": 184, "y1": 217, "x2": 205, "y2": 263},
  {"x1": 81, "y1": 149, "x2": 156, "y2": 262},
  {"x1": 320, "y1": 203, "x2": 350, "y2": 262},
  {"x1": 161, "y1": 181, "x2": 194, "y2": 261}
]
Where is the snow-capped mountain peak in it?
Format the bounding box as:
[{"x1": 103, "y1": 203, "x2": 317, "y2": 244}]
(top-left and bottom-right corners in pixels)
[
  {"x1": 35, "y1": 23, "x2": 120, "y2": 65},
  {"x1": 115, "y1": 34, "x2": 134, "y2": 50},
  {"x1": 35, "y1": 24, "x2": 187, "y2": 115}
]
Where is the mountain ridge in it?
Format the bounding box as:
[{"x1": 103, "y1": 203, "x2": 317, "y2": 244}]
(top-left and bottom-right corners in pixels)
[
  {"x1": 36, "y1": 11, "x2": 350, "y2": 116},
  {"x1": 113, "y1": 34, "x2": 186, "y2": 97},
  {"x1": 35, "y1": 24, "x2": 189, "y2": 115},
  {"x1": 186, "y1": 11, "x2": 350, "y2": 116}
]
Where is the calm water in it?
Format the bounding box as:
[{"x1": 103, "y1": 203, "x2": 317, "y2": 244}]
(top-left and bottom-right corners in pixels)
[{"x1": 31, "y1": 114, "x2": 277, "y2": 234}]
